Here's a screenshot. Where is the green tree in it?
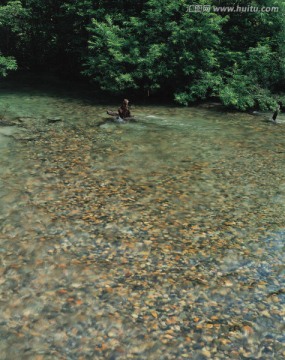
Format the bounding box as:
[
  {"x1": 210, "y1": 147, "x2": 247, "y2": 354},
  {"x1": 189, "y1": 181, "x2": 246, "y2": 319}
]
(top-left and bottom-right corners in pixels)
[
  {"x1": 0, "y1": 0, "x2": 26, "y2": 76},
  {"x1": 0, "y1": 54, "x2": 17, "y2": 77},
  {"x1": 0, "y1": 0, "x2": 284, "y2": 110},
  {"x1": 84, "y1": 0, "x2": 225, "y2": 98}
]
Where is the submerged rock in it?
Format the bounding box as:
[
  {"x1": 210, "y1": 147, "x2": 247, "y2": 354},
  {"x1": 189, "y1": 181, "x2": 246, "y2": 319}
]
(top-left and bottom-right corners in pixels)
[
  {"x1": 251, "y1": 111, "x2": 262, "y2": 116},
  {"x1": 47, "y1": 117, "x2": 62, "y2": 123},
  {"x1": 0, "y1": 126, "x2": 23, "y2": 137},
  {"x1": 0, "y1": 126, "x2": 38, "y2": 141},
  {"x1": 11, "y1": 132, "x2": 39, "y2": 141},
  {"x1": 13, "y1": 116, "x2": 44, "y2": 129},
  {"x1": 0, "y1": 116, "x2": 16, "y2": 126}
]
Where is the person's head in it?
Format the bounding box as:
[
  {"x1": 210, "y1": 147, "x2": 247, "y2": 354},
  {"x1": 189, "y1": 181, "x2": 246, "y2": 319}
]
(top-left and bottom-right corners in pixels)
[{"x1": 123, "y1": 99, "x2": 129, "y2": 106}]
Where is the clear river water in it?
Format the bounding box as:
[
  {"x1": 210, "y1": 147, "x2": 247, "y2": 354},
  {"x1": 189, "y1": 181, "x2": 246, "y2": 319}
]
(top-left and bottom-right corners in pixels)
[{"x1": 0, "y1": 78, "x2": 284, "y2": 359}]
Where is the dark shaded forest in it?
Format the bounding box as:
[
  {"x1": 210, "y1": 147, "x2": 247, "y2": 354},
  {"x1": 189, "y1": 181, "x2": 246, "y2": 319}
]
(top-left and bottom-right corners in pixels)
[{"x1": 0, "y1": 0, "x2": 284, "y2": 109}]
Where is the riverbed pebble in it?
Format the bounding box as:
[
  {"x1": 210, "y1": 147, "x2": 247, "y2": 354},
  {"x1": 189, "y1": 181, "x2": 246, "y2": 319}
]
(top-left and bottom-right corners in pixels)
[{"x1": 0, "y1": 109, "x2": 284, "y2": 359}]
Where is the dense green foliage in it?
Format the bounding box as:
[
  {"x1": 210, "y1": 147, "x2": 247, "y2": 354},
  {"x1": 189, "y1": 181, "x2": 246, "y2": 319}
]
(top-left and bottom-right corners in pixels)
[{"x1": 0, "y1": 0, "x2": 284, "y2": 110}]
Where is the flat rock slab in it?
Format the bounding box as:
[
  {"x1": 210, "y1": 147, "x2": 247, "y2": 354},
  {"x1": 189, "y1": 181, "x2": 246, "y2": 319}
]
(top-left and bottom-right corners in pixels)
[
  {"x1": 0, "y1": 126, "x2": 38, "y2": 141},
  {"x1": 0, "y1": 126, "x2": 23, "y2": 136}
]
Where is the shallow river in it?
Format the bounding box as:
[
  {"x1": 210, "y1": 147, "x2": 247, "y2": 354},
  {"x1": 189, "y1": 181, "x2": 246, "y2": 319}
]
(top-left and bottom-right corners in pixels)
[{"x1": 0, "y1": 79, "x2": 284, "y2": 359}]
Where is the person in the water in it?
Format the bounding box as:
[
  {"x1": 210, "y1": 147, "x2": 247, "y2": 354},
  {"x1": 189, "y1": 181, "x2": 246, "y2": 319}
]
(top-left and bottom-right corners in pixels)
[
  {"x1": 272, "y1": 102, "x2": 282, "y2": 122},
  {"x1": 107, "y1": 99, "x2": 131, "y2": 119},
  {"x1": 118, "y1": 99, "x2": 131, "y2": 119}
]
